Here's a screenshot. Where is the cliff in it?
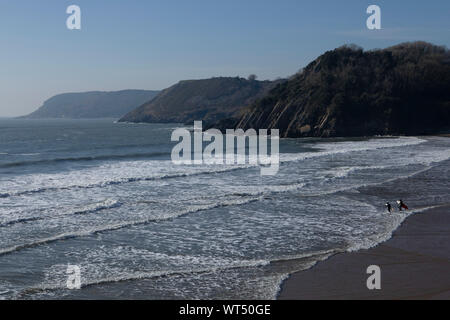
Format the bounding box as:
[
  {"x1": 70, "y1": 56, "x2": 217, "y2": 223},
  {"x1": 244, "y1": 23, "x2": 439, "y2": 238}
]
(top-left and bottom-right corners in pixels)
[
  {"x1": 23, "y1": 90, "x2": 160, "y2": 119},
  {"x1": 231, "y1": 42, "x2": 450, "y2": 137},
  {"x1": 119, "y1": 77, "x2": 278, "y2": 125}
]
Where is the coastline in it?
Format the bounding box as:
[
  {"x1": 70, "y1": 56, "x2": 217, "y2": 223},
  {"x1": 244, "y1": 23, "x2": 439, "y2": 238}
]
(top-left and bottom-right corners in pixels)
[{"x1": 277, "y1": 204, "x2": 450, "y2": 300}]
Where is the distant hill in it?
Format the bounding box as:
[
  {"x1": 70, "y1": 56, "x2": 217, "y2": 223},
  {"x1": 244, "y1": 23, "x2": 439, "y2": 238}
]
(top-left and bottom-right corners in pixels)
[
  {"x1": 23, "y1": 90, "x2": 160, "y2": 119},
  {"x1": 227, "y1": 42, "x2": 450, "y2": 137},
  {"x1": 119, "y1": 77, "x2": 279, "y2": 125}
]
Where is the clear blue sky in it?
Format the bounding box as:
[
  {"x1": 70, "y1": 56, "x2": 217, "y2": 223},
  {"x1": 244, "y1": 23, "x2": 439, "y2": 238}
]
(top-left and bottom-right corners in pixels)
[{"x1": 0, "y1": 0, "x2": 449, "y2": 116}]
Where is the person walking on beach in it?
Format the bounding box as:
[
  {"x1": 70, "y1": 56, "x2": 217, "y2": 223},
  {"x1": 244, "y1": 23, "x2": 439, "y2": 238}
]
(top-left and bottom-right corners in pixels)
[
  {"x1": 385, "y1": 202, "x2": 392, "y2": 213},
  {"x1": 397, "y1": 199, "x2": 409, "y2": 211}
]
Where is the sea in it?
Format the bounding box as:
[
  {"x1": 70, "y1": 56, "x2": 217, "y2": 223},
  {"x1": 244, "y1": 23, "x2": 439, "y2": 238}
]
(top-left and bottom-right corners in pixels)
[{"x1": 0, "y1": 118, "x2": 449, "y2": 299}]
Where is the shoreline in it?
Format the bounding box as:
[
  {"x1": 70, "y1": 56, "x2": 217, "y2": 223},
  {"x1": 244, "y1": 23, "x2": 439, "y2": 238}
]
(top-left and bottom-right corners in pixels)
[{"x1": 277, "y1": 205, "x2": 450, "y2": 300}]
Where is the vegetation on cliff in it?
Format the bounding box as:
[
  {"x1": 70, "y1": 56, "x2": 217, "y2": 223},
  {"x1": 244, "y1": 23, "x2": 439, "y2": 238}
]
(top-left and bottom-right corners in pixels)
[
  {"x1": 23, "y1": 90, "x2": 159, "y2": 119},
  {"x1": 232, "y1": 42, "x2": 450, "y2": 137},
  {"x1": 119, "y1": 77, "x2": 277, "y2": 125}
]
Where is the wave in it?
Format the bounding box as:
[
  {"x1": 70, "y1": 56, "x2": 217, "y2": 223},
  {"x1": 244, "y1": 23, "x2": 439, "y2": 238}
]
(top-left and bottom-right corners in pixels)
[
  {"x1": 230, "y1": 183, "x2": 306, "y2": 197},
  {"x1": 299, "y1": 163, "x2": 437, "y2": 198},
  {"x1": 346, "y1": 204, "x2": 445, "y2": 253},
  {"x1": 18, "y1": 257, "x2": 270, "y2": 297},
  {"x1": 15, "y1": 200, "x2": 440, "y2": 299},
  {"x1": 0, "y1": 166, "x2": 235, "y2": 198},
  {"x1": 0, "y1": 151, "x2": 170, "y2": 168},
  {"x1": 322, "y1": 165, "x2": 390, "y2": 180},
  {"x1": 0, "y1": 181, "x2": 306, "y2": 230},
  {"x1": 0, "y1": 199, "x2": 122, "y2": 228},
  {"x1": 14, "y1": 248, "x2": 347, "y2": 301},
  {"x1": 279, "y1": 136, "x2": 426, "y2": 164},
  {"x1": 71, "y1": 199, "x2": 122, "y2": 215},
  {"x1": 0, "y1": 164, "x2": 252, "y2": 199},
  {"x1": 271, "y1": 248, "x2": 342, "y2": 264},
  {"x1": 19, "y1": 249, "x2": 342, "y2": 298},
  {"x1": 271, "y1": 205, "x2": 448, "y2": 300},
  {"x1": 0, "y1": 137, "x2": 430, "y2": 199},
  {"x1": 0, "y1": 179, "x2": 311, "y2": 255},
  {"x1": 0, "y1": 216, "x2": 43, "y2": 227},
  {"x1": 0, "y1": 196, "x2": 261, "y2": 257}
]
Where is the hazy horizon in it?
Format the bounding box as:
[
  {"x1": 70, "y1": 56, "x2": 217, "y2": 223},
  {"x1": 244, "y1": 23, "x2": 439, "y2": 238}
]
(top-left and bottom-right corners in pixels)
[{"x1": 1, "y1": 0, "x2": 449, "y2": 117}]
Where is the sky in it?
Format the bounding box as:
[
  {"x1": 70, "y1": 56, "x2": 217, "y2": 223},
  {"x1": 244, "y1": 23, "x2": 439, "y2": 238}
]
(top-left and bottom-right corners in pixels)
[{"x1": 0, "y1": 0, "x2": 449, "y2": 117}]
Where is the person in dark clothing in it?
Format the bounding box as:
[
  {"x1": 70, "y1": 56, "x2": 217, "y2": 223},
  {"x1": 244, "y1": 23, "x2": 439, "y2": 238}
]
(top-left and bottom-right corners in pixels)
[
  {"x1": 397, "y1": 199, "x2": 409, "y2": 211},
  {"x1": 385, "y1": 202, "x2": 392, "y2": 213}
]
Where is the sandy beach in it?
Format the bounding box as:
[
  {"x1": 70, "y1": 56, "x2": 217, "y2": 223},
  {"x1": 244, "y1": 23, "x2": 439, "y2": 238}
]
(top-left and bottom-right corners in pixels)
[{"x1": 278, "y1": 205, "x2": 450, "y2": 300}]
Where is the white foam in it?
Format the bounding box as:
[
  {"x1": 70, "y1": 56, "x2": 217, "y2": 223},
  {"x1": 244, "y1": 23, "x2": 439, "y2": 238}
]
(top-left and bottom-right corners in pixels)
[
  {"x1": 323, "y1": 165, "x2": 389, "y2": 180},
  {"x1": 0, "y1": 196, "x2": 262, "y2": 256},
  {"x1": 0, "y1": 136, "x2": 430, "y2": 198},
  {"x1": 22, "y1": 257, "x2": 270, "y2": 296},
  {"x1": 280, "y1": 136, "x2": 426, "y2": 163},
  {"x1": 0, "y1": 160, "x2": 250, "y2": 198},
  {"x1": 0, "y1": 199, "x2": 121, "y2": 227},
  {"x1": 346, "y1": 205, "x2": 443, "y2": 252}
]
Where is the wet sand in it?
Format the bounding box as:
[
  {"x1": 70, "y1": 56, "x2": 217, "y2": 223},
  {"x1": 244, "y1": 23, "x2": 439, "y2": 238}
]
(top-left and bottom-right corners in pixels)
[{"x1": 278, "y1": 205, "x2": 450, "y2": 300}]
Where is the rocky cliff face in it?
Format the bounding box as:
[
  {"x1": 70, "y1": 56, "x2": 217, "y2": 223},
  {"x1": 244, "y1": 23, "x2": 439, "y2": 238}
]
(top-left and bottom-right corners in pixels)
[
  {"x1": 23, "y1": 90, "x2": 160, "y2": 119},
  {"x1": 232, "y1": 42, "x2": 450, "y2": 137},
  {"x1": 119, "y1": 77, "x2": 278, "y2": 125}
]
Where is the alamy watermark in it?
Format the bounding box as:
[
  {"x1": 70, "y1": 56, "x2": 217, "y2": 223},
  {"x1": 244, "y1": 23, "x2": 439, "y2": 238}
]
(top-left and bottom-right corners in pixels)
[
  {"x1": 171, "y1": 121, "x2": 280, "y2": 176},
  {"x1": 366, "y1": 265, "x2": 381, "y2": 290},
  {"x1": 66, "y1": 5, "x2": 81, "y2": 30},
  {"x1": 366, "y1": 5, "x2": 381, "y2": 30},
  {"x1": 66, "y1": 5, "x2": 380, "y2": 31}
]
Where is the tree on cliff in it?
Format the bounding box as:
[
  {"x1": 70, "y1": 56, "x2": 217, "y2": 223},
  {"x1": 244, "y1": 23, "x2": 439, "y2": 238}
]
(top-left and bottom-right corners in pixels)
[{"x1": 231, "y1": 42, "x2": 450, "y2": 137}]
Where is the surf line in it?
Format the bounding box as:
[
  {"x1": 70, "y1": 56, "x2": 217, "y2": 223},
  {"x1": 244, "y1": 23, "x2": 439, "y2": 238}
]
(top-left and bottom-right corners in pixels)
[{"x1": 171, "y1": 121, "x2": 280, "y2": 176}]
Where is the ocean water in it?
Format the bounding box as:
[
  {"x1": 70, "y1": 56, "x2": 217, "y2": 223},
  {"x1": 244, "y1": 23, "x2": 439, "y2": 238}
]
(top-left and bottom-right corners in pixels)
[{"x1": 0, "y1": 118, "x2": 449, "y2": 300}]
